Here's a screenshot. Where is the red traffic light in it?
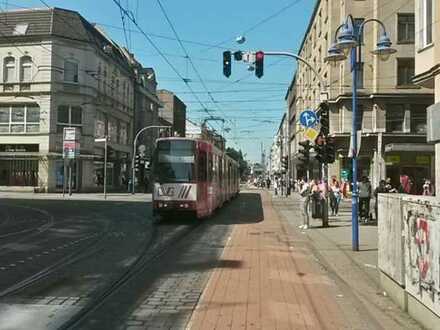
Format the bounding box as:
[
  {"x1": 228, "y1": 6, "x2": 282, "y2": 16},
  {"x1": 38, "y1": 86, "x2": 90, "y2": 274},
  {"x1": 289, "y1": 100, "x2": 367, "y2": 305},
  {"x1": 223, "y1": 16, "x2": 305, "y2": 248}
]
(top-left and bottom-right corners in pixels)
[{"x1": 256, "y1": 51, "x2": 264, "y2": 60}]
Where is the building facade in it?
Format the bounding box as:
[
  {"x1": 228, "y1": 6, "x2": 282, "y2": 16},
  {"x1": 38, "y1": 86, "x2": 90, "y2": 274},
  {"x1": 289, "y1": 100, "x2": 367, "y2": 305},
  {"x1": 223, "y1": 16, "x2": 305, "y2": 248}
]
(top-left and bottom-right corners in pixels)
[
  {"x1": 270, "y1": 113, "x2": 288, "y2": 176},
  {"x1": 0, "y1": 8, "x2": 136, "y2": 192},
  {"x1": 413, "y1": 0, "x2": 440, "y2": 195},
  {"x1": 287, "y1": 0, "x2": 434, "y2": 191},
  {"x1": 157, "y1": 89, "x2": 186, "y2": 137}
]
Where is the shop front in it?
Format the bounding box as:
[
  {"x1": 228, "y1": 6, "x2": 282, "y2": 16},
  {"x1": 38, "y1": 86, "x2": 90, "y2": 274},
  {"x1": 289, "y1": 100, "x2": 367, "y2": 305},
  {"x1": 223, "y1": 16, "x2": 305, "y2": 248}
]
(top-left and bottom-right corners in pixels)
[{"x1": 0, "y1": 144, "x2": 40, "y2": 188}]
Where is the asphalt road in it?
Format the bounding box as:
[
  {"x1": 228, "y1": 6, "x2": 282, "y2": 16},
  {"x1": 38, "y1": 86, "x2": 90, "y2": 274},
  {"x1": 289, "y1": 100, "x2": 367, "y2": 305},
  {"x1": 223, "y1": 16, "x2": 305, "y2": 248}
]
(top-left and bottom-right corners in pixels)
[{"x1": 0, "y1": 192, "x2": 262, "y2": 330}]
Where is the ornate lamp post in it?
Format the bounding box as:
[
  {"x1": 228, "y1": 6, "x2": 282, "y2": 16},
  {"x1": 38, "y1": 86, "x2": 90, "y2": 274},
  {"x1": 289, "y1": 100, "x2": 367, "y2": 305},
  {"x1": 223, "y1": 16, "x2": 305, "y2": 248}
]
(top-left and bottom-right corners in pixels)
[{"x1": 324, "y1": 15, "x2": 396, "y2": 251}]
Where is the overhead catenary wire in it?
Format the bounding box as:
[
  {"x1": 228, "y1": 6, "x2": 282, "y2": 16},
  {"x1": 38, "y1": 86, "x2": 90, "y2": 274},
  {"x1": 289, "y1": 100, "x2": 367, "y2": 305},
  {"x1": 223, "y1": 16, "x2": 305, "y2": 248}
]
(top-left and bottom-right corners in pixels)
[{"x1": 155, "y1": 0, "x2": 233, "y2": 126}]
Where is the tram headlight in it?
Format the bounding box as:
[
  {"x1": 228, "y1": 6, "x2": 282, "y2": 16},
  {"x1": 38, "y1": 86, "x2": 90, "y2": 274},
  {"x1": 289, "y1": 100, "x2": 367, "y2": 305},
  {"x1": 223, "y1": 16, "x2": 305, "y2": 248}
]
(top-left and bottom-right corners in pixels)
[
  {"x1": 158, "y1": 202, "x2": 163, "y2": 208},
  {"x1": 184, "y1": 203, "x2": 189, "y2": 208}
]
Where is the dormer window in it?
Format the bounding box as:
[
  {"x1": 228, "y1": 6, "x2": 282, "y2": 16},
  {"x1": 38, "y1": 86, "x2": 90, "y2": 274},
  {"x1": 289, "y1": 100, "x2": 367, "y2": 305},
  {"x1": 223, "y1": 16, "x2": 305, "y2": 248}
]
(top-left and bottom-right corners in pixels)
[{"x1": 13, "y1": 23, "x2": 29, "y2": 35}]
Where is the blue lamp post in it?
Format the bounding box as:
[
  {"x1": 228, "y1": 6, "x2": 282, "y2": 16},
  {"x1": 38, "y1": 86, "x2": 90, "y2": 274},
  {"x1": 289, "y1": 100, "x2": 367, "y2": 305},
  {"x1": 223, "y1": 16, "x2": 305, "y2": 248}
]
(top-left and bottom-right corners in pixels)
[{"x1": 324, "y1": 15, "x2": 396, "y2": 251}]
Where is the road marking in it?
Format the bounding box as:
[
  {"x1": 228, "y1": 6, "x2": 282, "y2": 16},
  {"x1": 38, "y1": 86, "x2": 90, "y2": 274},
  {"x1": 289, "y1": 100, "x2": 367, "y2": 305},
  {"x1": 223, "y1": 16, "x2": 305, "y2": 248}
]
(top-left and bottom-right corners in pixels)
[{"x1": 364, "y1": 263, "x2": 377, "y2": 269}]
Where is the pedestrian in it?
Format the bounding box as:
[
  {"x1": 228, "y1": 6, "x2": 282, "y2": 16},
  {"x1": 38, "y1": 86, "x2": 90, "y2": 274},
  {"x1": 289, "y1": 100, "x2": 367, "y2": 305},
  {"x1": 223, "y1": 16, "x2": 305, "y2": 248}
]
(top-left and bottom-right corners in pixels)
[
  {"x1": 299, "y1": 180, "x2": 311, "y2": 229},
  {"x1": 330, "y1": 179, "x2": 341, "y2": 216},
  {"x1": 385, "y1": 177, "x2": 397, "y2": 193},
  {"x1": 374, "y1": 179, "x2": 388, "y2": 221},
  {"x1": 358, "y1": 176, "x2": 372, "y2": 222},
  {"x1": 422, "y1": 179, "x2": 433, "y2": 196},
  {"x1": 266, "y1": 177, "x2": 271, "y2": 189},
  {"x1": 273, "y1": 177, "x2": 279, "y2": 196}
]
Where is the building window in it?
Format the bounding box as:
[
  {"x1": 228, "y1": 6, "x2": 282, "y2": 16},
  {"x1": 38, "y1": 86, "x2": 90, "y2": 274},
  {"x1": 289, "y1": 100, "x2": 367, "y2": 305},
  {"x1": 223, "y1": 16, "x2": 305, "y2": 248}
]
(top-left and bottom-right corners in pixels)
[
  {"x1": 411, "y1": 105, "x2": 427, "y2": 134},
  {"x1": 356, "y1": 62, "x2": 364, "y2": 88},
  {"x1": 420, "y1": 0, "x2": 433, "y2": 48},
  {"x1": 398, "y1": 14, "x2": 415, "y2": 43},
  {"x1": 95, "y1": 111, "x2": 106, "y2": 138},
  {"x1": 397, "y1": 58, "x2": 415, "y2": 86},
  {"x1": 386, "y1": 105, "x2": 405, "y2": 132},
  {"x1": 119, "y1": 121, "x2": 128, "y2": 145},
  {"x1": 4, "y1": 57, "x2": 16, "y2": 82},
  {"x1": 19, "y1": 56, "x2": 32, "y2": 82},
  {"x1": 64, "y1": 60, "x2": 78, "y2": 83},
  {"x1": 108, "y1": 117, "x2": 118, "y2": 143},
  {"x1": 355, "y1": 105, "x2": 364, "y2": 131},
  {"x1": 0, "y1": 104, "x2": 40, "y2": 133},
  {"x1": 354, "y1": 18, "x2": 365, "y2": 44},
  {"x1": 57, "y1": 105, "x2": 82, "y2": 133}
]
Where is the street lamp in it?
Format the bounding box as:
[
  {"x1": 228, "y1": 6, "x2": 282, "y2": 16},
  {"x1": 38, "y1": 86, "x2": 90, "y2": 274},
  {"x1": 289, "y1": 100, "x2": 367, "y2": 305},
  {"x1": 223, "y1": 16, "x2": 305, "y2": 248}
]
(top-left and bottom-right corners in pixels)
[{"x1": 324, "y1": 15, "x2": 396, "y2": 251}]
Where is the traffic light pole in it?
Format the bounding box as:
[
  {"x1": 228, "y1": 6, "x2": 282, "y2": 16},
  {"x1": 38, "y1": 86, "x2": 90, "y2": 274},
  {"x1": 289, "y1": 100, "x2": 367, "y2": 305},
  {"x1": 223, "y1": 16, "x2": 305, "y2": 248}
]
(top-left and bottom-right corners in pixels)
[
  {"x1": 263, "y1": 52, "x2": 328, "y2": 101},
  {"x1": 132, "y1": 125, "x2": 171, "y2": 195}
]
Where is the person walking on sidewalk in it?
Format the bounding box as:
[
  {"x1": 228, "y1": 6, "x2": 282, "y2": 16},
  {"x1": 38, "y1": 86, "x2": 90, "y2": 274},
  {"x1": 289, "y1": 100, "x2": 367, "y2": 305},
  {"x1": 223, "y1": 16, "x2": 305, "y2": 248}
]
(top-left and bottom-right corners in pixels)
[
  {"x1": 374, "y1": 179, "x2": 388, "y2": 221},
  {"x1": 299, "y1": 180, "x2": 311, "y2": 229},
  {"x1": 330, "y1": 179, "x2": 342, "y2": 216},
  {"x1": 273, "y1": 177, "x2": 279, "y2": 196},
  {"x1": 358, "y1": 176, "x2": 372, "y2": 223}
]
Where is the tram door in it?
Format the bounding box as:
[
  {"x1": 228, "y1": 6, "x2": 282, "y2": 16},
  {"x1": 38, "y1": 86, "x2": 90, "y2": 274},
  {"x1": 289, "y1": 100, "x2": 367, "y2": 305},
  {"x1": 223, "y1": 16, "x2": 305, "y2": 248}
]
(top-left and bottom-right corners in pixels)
[{"x1": 197, "y1": 148, "x2": 208, "y2": 216}]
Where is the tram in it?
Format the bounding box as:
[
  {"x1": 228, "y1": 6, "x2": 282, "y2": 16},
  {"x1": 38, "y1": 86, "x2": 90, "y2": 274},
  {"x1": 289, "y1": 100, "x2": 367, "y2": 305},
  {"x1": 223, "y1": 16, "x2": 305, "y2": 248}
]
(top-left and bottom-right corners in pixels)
[{"x1": 152, "y1": 137, "x2": 240, "y2": 219}]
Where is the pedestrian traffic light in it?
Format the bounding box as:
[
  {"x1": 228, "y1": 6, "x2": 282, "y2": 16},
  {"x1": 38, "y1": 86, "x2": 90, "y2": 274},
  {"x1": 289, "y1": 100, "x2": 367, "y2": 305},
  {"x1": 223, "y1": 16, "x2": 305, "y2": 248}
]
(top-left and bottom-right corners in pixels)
[
  {"x1": 281, "y1": 156, "x2": 288, "y2": 172},
  {"x1": 298, "y1": 140, "x2": 311, "y2": 163},
  {"x1": 255, "y1": 51, "x2": 264, "y2": 79},
  {"x1": 223, "y1": 51, "x2": 232, "y2": 78},
  {"x1": 318, "y1": 103, "x2": 330, "y2": 136}
]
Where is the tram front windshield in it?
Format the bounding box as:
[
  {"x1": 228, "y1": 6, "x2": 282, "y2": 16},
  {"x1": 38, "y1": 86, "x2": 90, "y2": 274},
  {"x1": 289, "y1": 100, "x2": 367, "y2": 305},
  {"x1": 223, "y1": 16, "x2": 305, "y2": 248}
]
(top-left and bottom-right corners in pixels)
[{"x1": 154, "y1": 140, "x2": 195, "y2": 183}]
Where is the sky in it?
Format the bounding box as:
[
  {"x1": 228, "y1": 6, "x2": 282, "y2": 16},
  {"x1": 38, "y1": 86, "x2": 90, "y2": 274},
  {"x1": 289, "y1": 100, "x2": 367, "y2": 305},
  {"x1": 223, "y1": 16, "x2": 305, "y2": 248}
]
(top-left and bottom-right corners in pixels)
[{"x1": 2, "y1": 0, "x2": 315, "y2": 162}]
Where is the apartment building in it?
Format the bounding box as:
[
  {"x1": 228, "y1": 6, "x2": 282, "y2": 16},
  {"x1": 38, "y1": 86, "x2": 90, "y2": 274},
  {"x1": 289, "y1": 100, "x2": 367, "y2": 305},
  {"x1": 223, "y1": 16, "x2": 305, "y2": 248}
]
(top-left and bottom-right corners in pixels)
[
  {"x1": 287, "y1": 0, "x2": 434, "y2": 190},
  {"x1": 270, "y1": 113, "x2": 288, "y2": 176},
  {"x1": 0, "y1": 8, "x2": 136, "y2": 192},
  {"x1": 157, "y1": 89, "x2": 186, "y2": 137},
  {"x1": 413, "y1": 0, "x2": 440, "y2": 194}
]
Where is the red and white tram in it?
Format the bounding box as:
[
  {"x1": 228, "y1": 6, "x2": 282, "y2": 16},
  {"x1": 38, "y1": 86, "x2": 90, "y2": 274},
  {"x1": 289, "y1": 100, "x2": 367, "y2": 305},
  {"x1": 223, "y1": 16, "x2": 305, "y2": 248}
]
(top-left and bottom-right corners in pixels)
[{"x1": 152, "y1": 137, "x2": 240, "y2": 219}]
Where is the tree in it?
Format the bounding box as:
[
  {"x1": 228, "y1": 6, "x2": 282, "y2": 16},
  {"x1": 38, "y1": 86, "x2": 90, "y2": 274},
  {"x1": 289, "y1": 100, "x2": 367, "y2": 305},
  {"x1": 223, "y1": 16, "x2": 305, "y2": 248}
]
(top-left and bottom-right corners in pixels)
[{"x1": 226, "y1": 147, "x2": 249, "y2": 180}]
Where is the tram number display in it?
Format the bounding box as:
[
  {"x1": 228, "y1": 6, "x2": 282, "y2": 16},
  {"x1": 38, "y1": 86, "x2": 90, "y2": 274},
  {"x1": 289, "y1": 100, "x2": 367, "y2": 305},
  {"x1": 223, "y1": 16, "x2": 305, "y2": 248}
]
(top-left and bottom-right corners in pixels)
[{"x1": 158, "y1": 186, "x2": 175, "y2": 197}]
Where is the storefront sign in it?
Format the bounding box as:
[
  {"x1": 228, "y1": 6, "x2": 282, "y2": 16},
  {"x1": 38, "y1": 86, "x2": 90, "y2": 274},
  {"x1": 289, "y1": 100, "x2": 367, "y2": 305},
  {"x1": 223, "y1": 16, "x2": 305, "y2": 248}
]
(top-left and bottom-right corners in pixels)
[
  {"x1": 416, "y1": 155, "x2": 431, "y2": 165},
  {"x1": 0, "y1": 144, "x2": 39, "y2": 152},
  {"x1": 385, "y1": 155, "x2": 400, "y2": 165}
]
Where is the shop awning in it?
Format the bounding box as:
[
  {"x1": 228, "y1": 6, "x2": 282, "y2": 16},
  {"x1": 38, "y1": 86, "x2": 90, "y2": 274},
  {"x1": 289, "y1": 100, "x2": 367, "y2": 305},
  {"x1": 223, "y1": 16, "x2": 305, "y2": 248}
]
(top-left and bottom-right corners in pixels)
[{"x1": 384, "y1": 143, "x2": 435, "y2": 153}]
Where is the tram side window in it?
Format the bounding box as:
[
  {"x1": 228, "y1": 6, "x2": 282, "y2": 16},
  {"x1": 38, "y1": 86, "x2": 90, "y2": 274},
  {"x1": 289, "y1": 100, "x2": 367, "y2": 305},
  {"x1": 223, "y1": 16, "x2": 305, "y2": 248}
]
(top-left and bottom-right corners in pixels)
[
  {"x1": 198, "y1": 151, "x2": 207, "y2": 182},
  {"x1": 208, "y1": 153, "x2": 213, "y2": 182},
  {"x1": 219, "y1": 157, "x2": 223, "y2": 187}
]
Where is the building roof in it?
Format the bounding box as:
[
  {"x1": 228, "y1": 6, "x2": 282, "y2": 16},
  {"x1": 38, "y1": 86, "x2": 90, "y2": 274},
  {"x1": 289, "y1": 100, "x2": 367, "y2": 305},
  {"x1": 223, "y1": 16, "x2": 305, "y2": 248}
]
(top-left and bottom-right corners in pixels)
[{"x1": 0, "y1": 7, "x2": 131, "y2": 71}]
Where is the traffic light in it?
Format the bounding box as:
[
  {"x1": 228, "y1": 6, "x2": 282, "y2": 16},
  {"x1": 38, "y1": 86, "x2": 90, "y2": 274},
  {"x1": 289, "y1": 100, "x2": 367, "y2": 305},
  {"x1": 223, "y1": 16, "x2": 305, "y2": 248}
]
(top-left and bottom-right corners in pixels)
[
  {"x1": 255, "y1": 51, "x2": 264, "y2": 79},
  {"x1": 318, "y1": 103, "x2": 330, "y2": 136},
  {"x1": 298, "y1": 140, "x2": 311, "y2": 164},
  {"x1": 326, "y1": 137, "x2": 336, "y2": 164},
  {"x1": 223, "y1": 51, "x2": 232, "y2": 78},
  {"x1": 314, "y1": 134, "x2": 326, "y2": 164},
  {"x1": 281, "y1": 156, "x2": 288, "y2": 172},
  {"x1": 134, "y1": 154, "x2": 141, "y2": 171},
  {"x1": 233, "y1": 51, "x2": 243, "y2": 61}
]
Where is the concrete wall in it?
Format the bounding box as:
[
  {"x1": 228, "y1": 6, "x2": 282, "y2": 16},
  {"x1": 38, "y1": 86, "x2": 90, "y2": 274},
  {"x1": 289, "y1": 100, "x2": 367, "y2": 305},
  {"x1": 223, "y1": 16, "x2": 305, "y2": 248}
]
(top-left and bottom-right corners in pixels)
[{"x1": 378, "y1": 194, "x2": 440, "y2": 328}]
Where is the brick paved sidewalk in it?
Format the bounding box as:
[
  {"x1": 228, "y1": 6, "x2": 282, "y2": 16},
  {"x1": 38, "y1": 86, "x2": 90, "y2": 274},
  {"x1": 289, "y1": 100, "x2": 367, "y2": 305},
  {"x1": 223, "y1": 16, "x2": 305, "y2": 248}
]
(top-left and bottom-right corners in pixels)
[{"x1": 188, "y1": 191, "x2": 348, "y2": 330}]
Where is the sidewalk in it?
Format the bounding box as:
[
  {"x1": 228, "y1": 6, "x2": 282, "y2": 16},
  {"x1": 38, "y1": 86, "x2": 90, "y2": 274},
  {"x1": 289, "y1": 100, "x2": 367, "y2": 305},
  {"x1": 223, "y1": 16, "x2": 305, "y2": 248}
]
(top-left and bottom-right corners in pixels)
[
  {"x1": 271, "y1": 191, "x2": 422, "y2": 329},
  {"x1": 188, "y1": 191, "x2": 349, "y2": 329}
]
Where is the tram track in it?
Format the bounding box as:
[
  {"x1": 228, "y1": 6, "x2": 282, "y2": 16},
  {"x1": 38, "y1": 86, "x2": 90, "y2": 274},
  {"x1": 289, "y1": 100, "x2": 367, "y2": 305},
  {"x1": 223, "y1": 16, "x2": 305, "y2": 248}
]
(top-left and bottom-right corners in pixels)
[
  {"x1": 60, "y1": 218, "x2": 203, "y2": 330},
  {"x1": 0, "y1": 205, "x2": 54, "y2": 242}
]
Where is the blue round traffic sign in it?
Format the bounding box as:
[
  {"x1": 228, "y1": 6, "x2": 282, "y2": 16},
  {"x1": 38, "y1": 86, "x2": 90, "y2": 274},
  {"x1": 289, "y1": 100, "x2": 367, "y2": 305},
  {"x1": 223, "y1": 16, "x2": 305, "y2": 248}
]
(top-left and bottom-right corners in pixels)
[{"x1": 299, "y1": 110, "x2": 318, "y2": 128}]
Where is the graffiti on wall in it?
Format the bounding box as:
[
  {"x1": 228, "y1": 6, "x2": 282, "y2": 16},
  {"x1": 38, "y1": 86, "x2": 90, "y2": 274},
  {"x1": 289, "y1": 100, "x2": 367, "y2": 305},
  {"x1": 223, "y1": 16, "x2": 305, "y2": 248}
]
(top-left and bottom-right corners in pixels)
[{"x1": 404, "y1": 202, "x2": 440, "y2": 316}]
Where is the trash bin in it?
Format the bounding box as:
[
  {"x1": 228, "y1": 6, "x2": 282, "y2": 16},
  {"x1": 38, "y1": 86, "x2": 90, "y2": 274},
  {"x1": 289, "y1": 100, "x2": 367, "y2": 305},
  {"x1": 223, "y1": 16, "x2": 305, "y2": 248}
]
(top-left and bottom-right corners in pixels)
[{"x1": 311, "y1": 192, "x2": 323, "y2": 219}]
